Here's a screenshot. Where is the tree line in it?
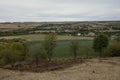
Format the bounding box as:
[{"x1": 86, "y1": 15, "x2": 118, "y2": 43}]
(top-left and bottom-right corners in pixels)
[{"x1": 0, "y1": 33, "x2": 120, "y2": 67}]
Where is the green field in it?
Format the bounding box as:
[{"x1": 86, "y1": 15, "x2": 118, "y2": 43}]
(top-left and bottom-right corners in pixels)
[
  {"x1": 26, "y1": 40, "x2": 95, "y2": 58},
  {"x1": 0, "y1": 34, "x2": 94, "y2": 57},
  {"x1": 0, "y1": 34, "x2": 93, "y2": 41},
  {"x1": 0, "y1": 34, "x2": 115, "y2": 58}
]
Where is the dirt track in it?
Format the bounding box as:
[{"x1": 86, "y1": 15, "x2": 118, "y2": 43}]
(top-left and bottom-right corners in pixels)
[{"x1": 0, "y1": 57, "x2": 120, "y2": 80}]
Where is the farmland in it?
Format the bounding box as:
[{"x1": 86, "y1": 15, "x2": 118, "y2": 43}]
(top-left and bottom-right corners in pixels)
[
  {"x1": 0, "y1": 34, "x2": 93, "y2": 41},
  {"x1": 0, "y1": 34, "x2": 94, "y2": 57},
  {"x1": 27, "y1": 40, "x2": 94, "y2": 58},
  {"x1": 0, "y1": 0, "x2": 120, "y2": 79},
  {"x1": 0, "y1": 21, "x2": 120, "y2": 36},
  {"x1": 0, "y1": 34, "x2": 116, "y2": 58},
  {"x1": 0, "y1": 22, "x2": 119, "y2": 80}
]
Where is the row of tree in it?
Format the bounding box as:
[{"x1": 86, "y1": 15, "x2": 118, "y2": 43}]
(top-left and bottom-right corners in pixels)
[{"x1": 0, "y1": 33, "x2": 120, "y2": 67}]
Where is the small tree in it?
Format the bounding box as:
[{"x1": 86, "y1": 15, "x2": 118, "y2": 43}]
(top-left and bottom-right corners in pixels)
[
  {"x1": 0, "y1": 49, "x2": 13, "y2": 65},
  {"x1": 104, "y1": 43, "x2": 120, "y2": 57},
  {"x1": 93, "y1": 34, "x2": 109, "y2": 57},
  {"x1": 0, "y1": 49, "x2": 21, "y2": 66},
  {"x1": 115, "y1": 36, "x2": 120, "y2": 42},
  {"x1": 69, "y1": 39, "x2": 79, "y2": 60},
  {"x1": 10, "y1": 42, "x2": 26, "y2": 61},
  {"x1": 84, "y1": 46, "x2": 92, "y2": 59},
  {"x1": 42, "y1": 33, "x2": 57, "y2": 62},
  {"x1": 31, "y1": 48, "x2": 47, "y2": 67}
]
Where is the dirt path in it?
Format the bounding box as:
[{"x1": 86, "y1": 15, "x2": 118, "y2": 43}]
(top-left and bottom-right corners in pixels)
[{"x1": 0, "y1": 58, "x2": 120, "y2": 80}]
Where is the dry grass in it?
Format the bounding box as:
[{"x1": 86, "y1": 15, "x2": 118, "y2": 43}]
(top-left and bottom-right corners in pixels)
[
  {"x1": 0, "y1": 24, "x2": 18, "y2": 28},
  {"x1": 0, "y1": 57, "x2": 120, "y2": 80}
]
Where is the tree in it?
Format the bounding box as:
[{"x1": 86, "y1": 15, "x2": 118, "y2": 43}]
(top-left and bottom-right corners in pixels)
[
  {"x1": 21, "y1": 42, "x2": 29, "y2": 61},
  {"x1": 31, "y1": 48, "x2": 47, "y2": 67},
  {"x1": 93, "y1": 34, "x2": 109, "y2": 57},
  {"x1": 84, "y1": 46, "x2": 92, "y2": 59},
  {"x1": 42, "y1": 33, "x2": 57, "y2": 62},
  {"x1": 0, "y1": 49, "x2": 13, "y2": 65},
  {"x1": 0, "y1": 49, "x2": 21, "y2": 66},
  {"x1": 10, "y1": 42, "x2": 26, "y2": 61},
  {"x1": 115, "y1": 36, "x2": 120, "y2": 42},
  {"x1": 104, "y1": 43, "x2": 120, "y2": 57},
  {"x1": 69, "y1": 39, "x2": 79, "y2": 60}
]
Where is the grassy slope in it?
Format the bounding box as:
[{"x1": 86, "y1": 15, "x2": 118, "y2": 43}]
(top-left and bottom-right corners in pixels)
[{"x1": 0, "y1": 57, "x2": 120, "y2": 80}]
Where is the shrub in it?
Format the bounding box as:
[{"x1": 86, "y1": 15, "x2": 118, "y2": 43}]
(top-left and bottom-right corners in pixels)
[
  {"x1": 104, "y1": 43, "x2": 120, "y2": 57},
  {"x1": 31, "y1": 48, "x2": 47, "y2": 67},
  {"x1": 0, "y1": 42, "x2": 28, "y2": 66},
  {"x1": 69, "y1": 39, "x2": 79, "y2": 60},
  {"x1": 42, "y1": 33, "x2": 57, "y2": 61},
  {"x1": 115, "y1": 36, "x2": 120, "y2": 42},
  {"x1": 93, "y1": 34, "x2": 109, "y2": 57}
]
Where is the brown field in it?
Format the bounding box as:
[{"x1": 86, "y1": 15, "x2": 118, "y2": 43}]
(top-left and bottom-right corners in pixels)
[
  {"x1": 0, "y1": 57, "x2": 120, "y2": 80},
  {"x1": 0, "y1": 23, "x2": 41, "y2": 29},
  {"x1": 0, "y1": 24, "x2": 18, "y2": 28}
]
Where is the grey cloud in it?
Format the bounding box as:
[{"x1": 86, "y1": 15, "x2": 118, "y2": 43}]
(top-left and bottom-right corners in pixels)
[{"x1": 0, "y1": 0, "x2": 120, "y2": 22}]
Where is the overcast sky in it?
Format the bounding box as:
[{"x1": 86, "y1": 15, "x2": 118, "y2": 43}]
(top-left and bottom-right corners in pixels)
[{"x1": 0, "y1": 0, "x2": 120, "y2": 22}]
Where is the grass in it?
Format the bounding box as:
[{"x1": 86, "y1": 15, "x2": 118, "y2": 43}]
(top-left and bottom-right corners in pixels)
[
  {"x1": 0, "y1": 34, "x2": 93, "y2": 41},
  {"x1": 0, "y1": 34, "x2": 94, "y2": 58},
  {"x1": 0, "y1": 34, "x2": 116, "y2": 58},
  {"x1": 27, "y1": 40, "x2": 95, "y2": 58},
  {"x1": 0, "y1": 34, "x2": 115, "y2": 58}
]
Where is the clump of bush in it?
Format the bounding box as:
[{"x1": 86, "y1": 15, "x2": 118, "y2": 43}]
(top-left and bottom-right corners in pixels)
[
  {"x1": 0, "y1": 42, "x2": 27, "y2": 67},
  {"x1": 115, "y1": 36, "x2": 120, "y2": 42},
  {"x1": 104, "y1": 42, "x2": 120, "y2": 57},
  {"x1": 0, "y1": 38, "x2": 27, "y2": 43},
  {"x1": 30, "y1": 48, "x2": 47, "y2": 67}
]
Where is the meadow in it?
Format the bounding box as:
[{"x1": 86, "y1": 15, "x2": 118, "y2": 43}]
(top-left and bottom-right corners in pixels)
[
  {"x1": 0, "y1": 34, "x2": 115, "y2": 58},
  {"x1": 0, "y1": 34, "x2": 94, "y2": 58},
  {"x1": 27, "y1": 40, "x2": 94, "y2": 58},
  {"x1": 0, "y1": 34, "x2": 93, "y2": 41}
]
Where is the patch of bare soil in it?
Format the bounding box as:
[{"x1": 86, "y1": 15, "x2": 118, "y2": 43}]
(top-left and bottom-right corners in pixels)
[{"x1": 0, "y1": 57, "x2": 120, "y2": 80}]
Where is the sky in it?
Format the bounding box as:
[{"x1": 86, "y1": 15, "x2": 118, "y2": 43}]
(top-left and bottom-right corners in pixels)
[{"x1": 0, "y1": 0, "x2": 120, "y2": 22}]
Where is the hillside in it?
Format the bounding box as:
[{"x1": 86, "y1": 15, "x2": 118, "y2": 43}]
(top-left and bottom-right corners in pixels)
[{"x1": 0, "y1": 57, "x2": 120, "y2": 80}]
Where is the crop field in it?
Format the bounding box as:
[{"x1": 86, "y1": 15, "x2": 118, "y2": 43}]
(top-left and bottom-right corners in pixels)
[
  {"x1": 0, "y1": 34, "x2": 95, "y2": 58},
  {"x1": 0, "y1": 34, "x2": 115, "y2": 58},
  {"x1": 27, "y1": 40, "x2": 95, "y2": 58},
  {"x1": 0, "y1": 23, "x2": 41, "y2": 29}
]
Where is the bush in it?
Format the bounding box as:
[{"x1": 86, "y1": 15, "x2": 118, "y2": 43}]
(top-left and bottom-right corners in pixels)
[
  {"x1": 104, "y1": 43, "x2": 120, "y2": 57},
  {"x1": 115, "y1": 36, "x2": 120, "y2": 42},
  {"x1": 93, "y1": 34, "x2": 109, "y2": 57},
  {"x1": 42, "y1": 33, "x2": 57, "y2": 61},
  {"x1": 0, "y1": 42, "x2": 28, "y2": 66},
  {"x1": 69, "y1": 39, "x2": 79, "y2": 60},
  {"x1": 0, "y1": 49, "x2": 24, "y2": 65},
  {"x1": 31, "y1": 48, "x2": 47, "y2": 67},
  {"x1": 0, "y1": 50, "x2": 12, "y2": 66}
]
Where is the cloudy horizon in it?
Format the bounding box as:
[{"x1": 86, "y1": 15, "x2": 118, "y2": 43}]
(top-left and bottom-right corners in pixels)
[{"x1": 0, "y1": 0, "x2": 120, "y2": 22}]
